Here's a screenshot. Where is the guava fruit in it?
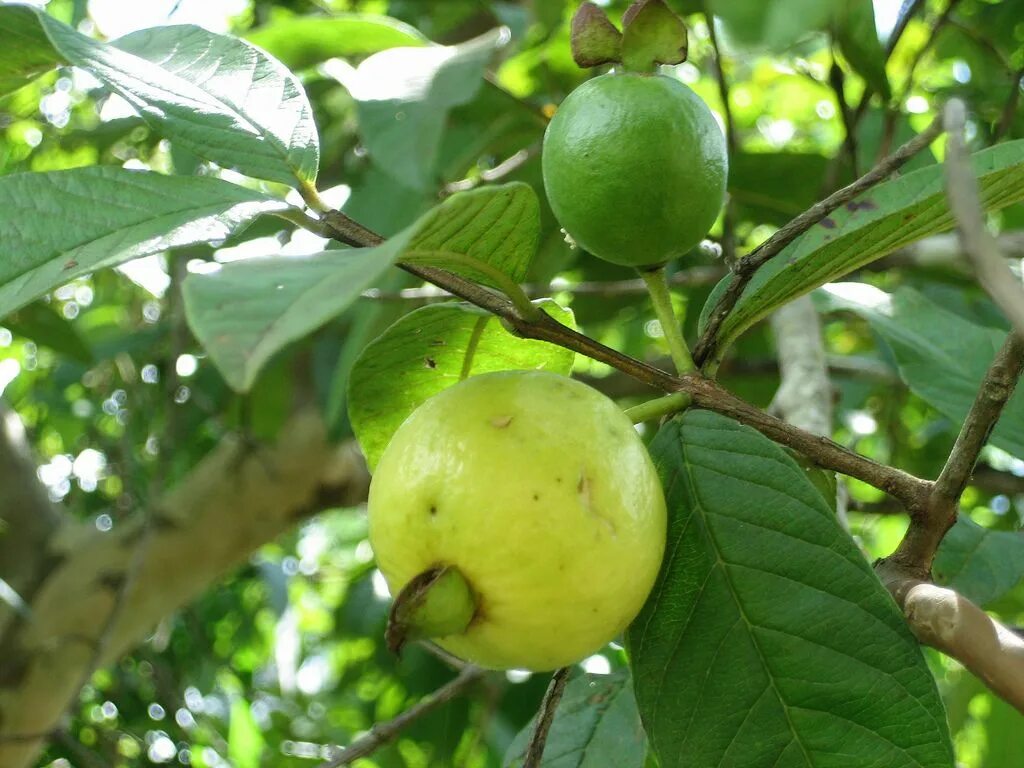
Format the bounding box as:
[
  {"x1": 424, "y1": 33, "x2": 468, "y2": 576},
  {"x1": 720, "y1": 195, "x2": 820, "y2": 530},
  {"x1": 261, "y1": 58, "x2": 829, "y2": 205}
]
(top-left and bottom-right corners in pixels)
[
  {"x1": 368, "y1": 370, "x2": 667, "y2": 671},
  {"x1": 542, "y1": 72, "x2": 728, "y2": 268}
]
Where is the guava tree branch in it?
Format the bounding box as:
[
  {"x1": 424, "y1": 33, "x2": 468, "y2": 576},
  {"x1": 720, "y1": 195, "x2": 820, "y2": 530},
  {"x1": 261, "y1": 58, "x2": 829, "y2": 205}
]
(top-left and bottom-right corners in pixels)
[
  {"x1": 318, "y1": 666, "x2": 484, "y2": 768},
  {"x1": 693, "y1": 112, "x2": 945, "y2": 367},
  {"x1": 523, "y1": 667, "x2": 571, "y2": 768},
  {"x1": 312, "y1": 214, "x2": 931, "y2": 512},
  {"x1": 0, "y1": 413, "x2": 370, "y2": 768},
  {"x1": 702, "y1": 1, "x2": 738, "y2": 266},
  {"x1": 876, "y1": 577, "x2": 1024, "y2": 714}
]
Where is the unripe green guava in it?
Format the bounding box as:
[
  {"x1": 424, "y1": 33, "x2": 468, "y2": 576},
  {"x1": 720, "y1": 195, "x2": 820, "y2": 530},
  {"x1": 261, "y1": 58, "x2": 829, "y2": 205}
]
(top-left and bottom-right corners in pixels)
[
  {"x1": 368, "y1": 370, "x2": 666, "y2": 671},
  {"x1": 542, "y1": 72, "x2": 728, "y2": 267}
]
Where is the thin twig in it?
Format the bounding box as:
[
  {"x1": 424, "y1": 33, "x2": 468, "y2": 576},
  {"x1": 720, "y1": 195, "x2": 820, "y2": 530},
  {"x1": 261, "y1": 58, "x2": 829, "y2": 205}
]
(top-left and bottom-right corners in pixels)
[
  {"x1": 993, "y1": 64, "x2": 1024, "y2": 143},
  {"x1": 305, "y1": 211, "x2": 933, "y2": 512},
  {"x1": 523, "y1": 667, "x2": 571, "y2": 768},
  {"x1": 829, "y1": 59, "x2": 860, "y2": 176},
  {"x1": 693, "y1": 112, "x2": 945, "y2": 367},
  {"x1": 703, "y1": 3, "x2": 739, "y2": 266},
  {"x1": 318, "y1": 666, "x2": 483, "y2": 768},
  {"x1": 932, "y1": 333, "x2": 1024, "y2": 512},
  {"x1": 943, "y1": 99, "x2": 1024, "y2": 337}
]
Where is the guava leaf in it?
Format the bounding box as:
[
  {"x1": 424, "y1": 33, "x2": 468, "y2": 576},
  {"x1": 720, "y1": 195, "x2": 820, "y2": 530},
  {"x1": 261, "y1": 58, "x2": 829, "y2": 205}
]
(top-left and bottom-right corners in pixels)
[
  {"x1": 628, "y1": 410, "x2": 954, "y2": 768},
  {"x1": 348, "y1": 301, "x2": 575, "y2": 471},
  {"x1": 228, "y1": 698, "x2": 264, "y2": 768},
  {"x1": 113, "y1": 24, "x2": 320, "y2": 185},
  {"x1": 0, "y1": 4, "x2": 58, "y2": 97},
  {"x1": 933, "y1": 516, "x2": 1024, "y2": 607},
  {"x1": 404, "y1": 182, "x2": 540, "y2": 287},
  {"x1": 246, "y1": 13, "x2": 428, "y2": 70},
  {"x1": 700, "y1": 138, "x2": 1024, "y2": 357},
  {"x1": 815, "y1": 284, "x2": 1024, "y2": 459},
  {"x1": 620, "y1": 0, "x2": 688, "y2": 72},
  {"x1": 182, "y1": 228, "x2": 417, "y2": 393},
  {"x1": 345, "y1": 29, "x2": 506, "y2": 191},
  {"x1": 0, "y1": 167, "x2": 288, "y2": 320},
  {"x1": 571, "y1": 2, "x2": 623, "y2": 68},
  {"x1": 706, "y1": 0, "x2": 844, "y2": 51},
  {"x1": 503, "y1": 671, "x2": 647, "y2": 768},
  {"x1": 0, "y1": 7, "x2": 318, "y2": 186}
]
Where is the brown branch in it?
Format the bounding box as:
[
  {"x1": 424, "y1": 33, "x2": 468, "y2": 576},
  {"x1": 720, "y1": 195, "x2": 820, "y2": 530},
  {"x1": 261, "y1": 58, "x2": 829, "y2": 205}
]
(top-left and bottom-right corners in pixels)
[
  {"x1": 993, "y1": 65, "x2": 1024, "y2": 143},
  {"x1": 932, "y1": 333, "x2": 1024, "y2": 512},
  {"x1": 310, "y1": 212, "x2": 931, "y2": 511},
  {"x1": 693, "y1": 112, "x2": 945, "y2": 367},
  {"x1": 318, "y1": 666, "x2": 483, "y2": 768},
  {"x1": 523, "y1": 667, "x2": 570, "y2": 768}
]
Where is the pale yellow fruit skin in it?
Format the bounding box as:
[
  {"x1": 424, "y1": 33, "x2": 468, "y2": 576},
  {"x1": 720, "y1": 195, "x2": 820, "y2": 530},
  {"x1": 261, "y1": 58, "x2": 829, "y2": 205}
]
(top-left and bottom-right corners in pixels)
[{"x1": 368, "y1": 370, "x2": 667, "y2": 671}]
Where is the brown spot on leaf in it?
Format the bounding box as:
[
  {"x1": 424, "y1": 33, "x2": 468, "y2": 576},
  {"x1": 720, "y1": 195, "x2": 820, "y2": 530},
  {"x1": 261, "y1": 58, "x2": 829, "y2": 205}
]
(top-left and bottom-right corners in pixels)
[
  {"x1": 821, "y1": 217, "x2": 837, "y2": 229},
  {"x1": 490, "y1": 414, "x2": 513, "y2": 428},
  {"x1": 424, "y1": 357, "x2": 437, "y2": 369},
  {"x1": 64, "y1": 260, "x2": 78, "y2": 270}
]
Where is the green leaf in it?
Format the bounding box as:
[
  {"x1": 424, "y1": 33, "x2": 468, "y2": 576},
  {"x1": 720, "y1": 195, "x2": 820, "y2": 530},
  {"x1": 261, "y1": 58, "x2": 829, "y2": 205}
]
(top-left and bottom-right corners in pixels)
[
  {"x1": 701, "y1": 139, "x2": 1024, "y2": 356},
  {"x1": 0, "y1": 7, "x2": 318, "y2": 186},
  {"x1": 815, "y1": 284, "x2": 1024, "y2": 458},
  {"x1": 405, "y1": 182, "x2": 540, "y2": 287},
  {"x1": 0, "y1": 167, "x2": 287, "y2": 320},
  {"x1": 227, "y1": 698, "x2": 264, "y2": 768},
  {"x1": 113, "y1": 24, "x2": 319, "y2": 185},
  {"x1": 3, "y1": 302, "x2": 93, "y2": 364},
  {"x1": 933, "y1": 516, "x2": 1024, "y2": 607},
  {"x1": 0, "y1": 5, "x2": 59, "y2": 98},
  {"x1": 833, "y1": 0, "x2": 891, "y2": 101},
  {"x1": 707, "y1": 0, "x2": 843, "y2": 51},
  {"x1": 347, "y1": 28, "x2": 506, "y2": 190},
  {"x1": 348, "y1": 300, "x2": 575, "y2": 471},
  {"x1": 628, "y1": 410, "x2": 954, "y2": 768},
  {"x1": 503, "y1": 672, "x2": 647, "y2": 767},
  {"x1": 182, "y1": 230, "x2": 416, "y2": 393},
  {"x1": 246, "y1": 13, "x2": 429, "y2": 70}
]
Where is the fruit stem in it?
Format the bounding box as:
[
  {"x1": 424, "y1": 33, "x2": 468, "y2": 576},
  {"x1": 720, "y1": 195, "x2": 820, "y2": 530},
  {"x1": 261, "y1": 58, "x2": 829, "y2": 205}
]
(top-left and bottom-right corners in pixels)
[
  {"x1": 639, "y1": 266, "x2": 695, "y2": 374},
  {"x1": 624, "y1": 392, "x2": 690, "y2": 424},
  {"x1": 386, "y1": 566, "x2": 477, "y2": 655}
]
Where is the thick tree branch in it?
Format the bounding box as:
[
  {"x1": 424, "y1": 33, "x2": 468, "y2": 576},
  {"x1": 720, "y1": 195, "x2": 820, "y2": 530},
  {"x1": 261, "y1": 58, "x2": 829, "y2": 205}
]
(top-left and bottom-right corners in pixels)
[
  {"x1": 0, "y1": 413, "x2": 369, "y2": 768},
  {"x1": 318, "y1": 666, "x2": 484, "y2": 768},
  {"x1": 523, "y1": 667, "x2": 570, "y2": 768},
  {"x1": 878, "y1": 576, "x2": 1024, "y2": 713},
  {"x1": 693, "y1": 113, "x2": 945, "y2": 367}
]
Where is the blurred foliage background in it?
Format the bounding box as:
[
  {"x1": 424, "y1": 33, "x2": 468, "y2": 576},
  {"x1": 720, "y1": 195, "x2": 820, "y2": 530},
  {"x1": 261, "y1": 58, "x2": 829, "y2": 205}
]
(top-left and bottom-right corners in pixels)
[{"x1": 1, "y1": 0, "x2": 1024, "y2": 765}]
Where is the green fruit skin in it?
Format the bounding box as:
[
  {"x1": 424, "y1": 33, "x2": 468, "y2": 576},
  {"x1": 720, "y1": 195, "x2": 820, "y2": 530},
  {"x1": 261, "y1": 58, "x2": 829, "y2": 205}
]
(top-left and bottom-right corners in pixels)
[
  {"x1": 542, "y1": 72, "x2": 728, "y2": 267},
  {"x1": 368, "y1": 371, "x2": 667, "y2": 671}
]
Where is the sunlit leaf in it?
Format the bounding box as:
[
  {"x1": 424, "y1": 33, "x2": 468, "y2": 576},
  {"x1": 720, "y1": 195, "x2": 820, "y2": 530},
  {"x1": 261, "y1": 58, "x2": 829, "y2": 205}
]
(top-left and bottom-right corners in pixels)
[
  {"x1": 228, "y1": 698, "x2": 264, "y2": 768},
  {"x1": 0, "y1": 167, "x2": 287, "y2": 319},
  {"x1": 701, "y1": 139, "x2": 1024, "y2": 357},
  {"x1": 348, "y1": 300, "x2": 575, "y2": 471},
  {"x1": 247, "y1": 13, "x2": 429, "y2": 70}
]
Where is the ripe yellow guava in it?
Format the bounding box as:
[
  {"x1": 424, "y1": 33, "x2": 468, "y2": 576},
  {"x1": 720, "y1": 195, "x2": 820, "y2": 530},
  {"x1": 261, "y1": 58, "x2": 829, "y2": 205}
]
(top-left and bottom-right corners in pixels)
[
  {"x1": 542, "y1": 71, "x2": 728, "y2": 268},
  {"x1": 367, "y1": 370, "x2": 666, "y2": 671}
]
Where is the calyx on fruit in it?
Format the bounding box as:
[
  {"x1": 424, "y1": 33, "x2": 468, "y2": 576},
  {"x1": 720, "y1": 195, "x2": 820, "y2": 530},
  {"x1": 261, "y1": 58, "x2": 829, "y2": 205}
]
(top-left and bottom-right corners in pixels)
[
  {"x1": 572, "y1": 0, "x2": 688, "y2": 73},
  {"x1": 368, "y1": 370, "x2": 667, "y2": 671},
  {"x1": 542, "y1": 70, "x2": 728, "y2": 268}
]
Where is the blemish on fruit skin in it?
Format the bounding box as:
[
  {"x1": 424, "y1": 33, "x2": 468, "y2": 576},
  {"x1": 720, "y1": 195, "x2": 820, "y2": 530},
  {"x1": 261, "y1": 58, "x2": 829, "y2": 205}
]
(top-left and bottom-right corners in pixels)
[
  {"x1": 429, "y1": 505, "x2": 438, "y2": 516},
  {"x1": 490, "y1": 415, "x2": 513, "y2": 428},
  {"x1": 577, "y1": 470, "x2": 617, "y2": 536},
  {"x1": 533, "y1": 492, "x2": 540, "y2": 501}
]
